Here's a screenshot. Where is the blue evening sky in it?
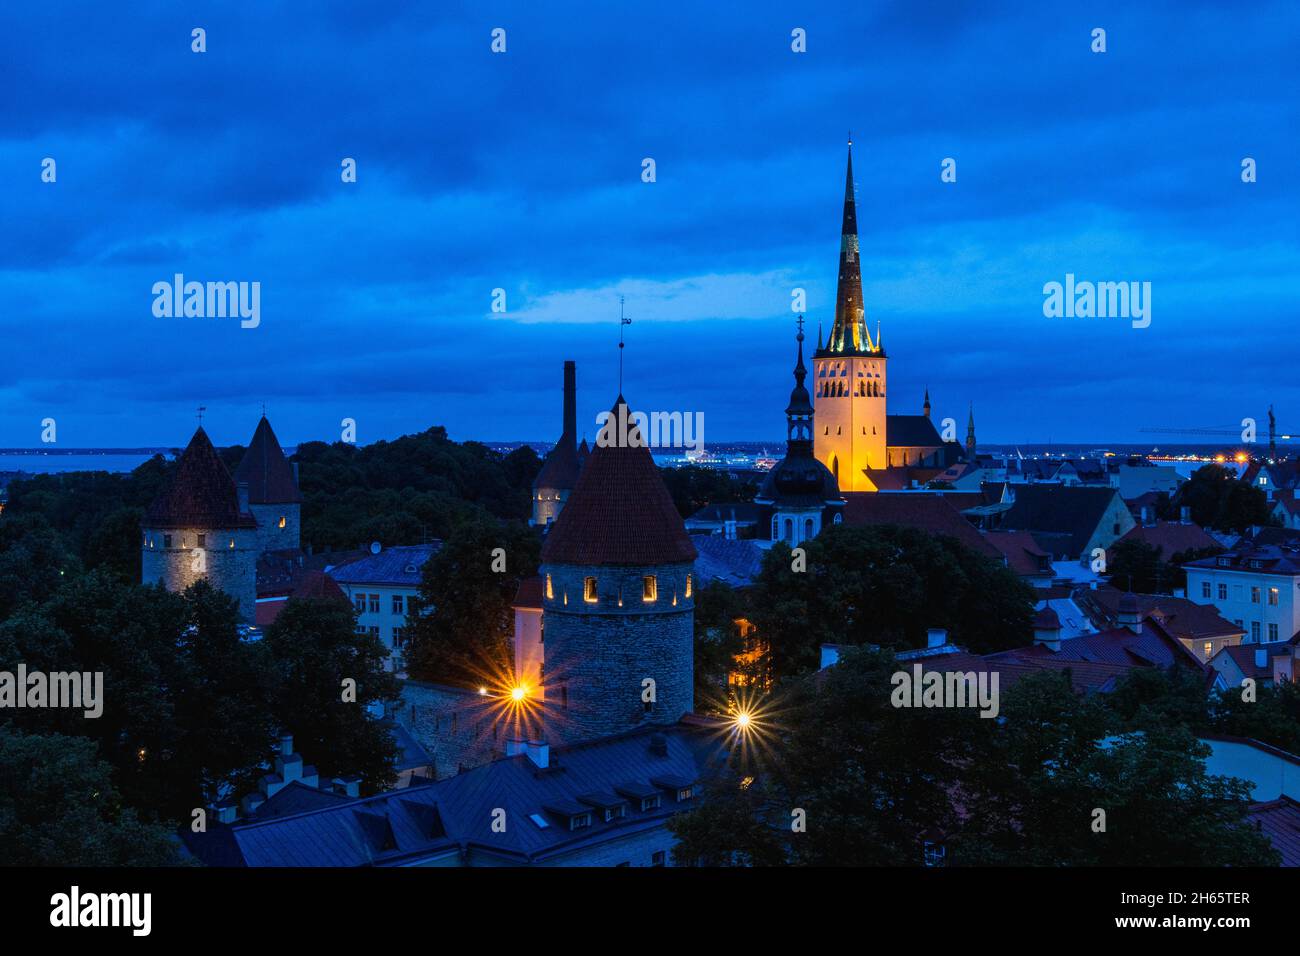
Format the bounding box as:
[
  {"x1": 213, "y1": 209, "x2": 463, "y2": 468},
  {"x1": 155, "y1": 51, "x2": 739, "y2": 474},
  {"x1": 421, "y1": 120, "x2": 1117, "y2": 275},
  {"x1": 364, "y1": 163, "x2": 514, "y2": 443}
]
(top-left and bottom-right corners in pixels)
[{"x1": 1, "y1": 1, "x2": 1295, "y2": 447}]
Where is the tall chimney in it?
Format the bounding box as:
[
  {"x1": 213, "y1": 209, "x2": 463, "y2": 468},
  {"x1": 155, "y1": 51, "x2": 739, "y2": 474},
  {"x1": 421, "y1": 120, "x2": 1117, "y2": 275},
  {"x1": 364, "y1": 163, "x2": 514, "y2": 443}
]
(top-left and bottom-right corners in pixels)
[{"x1": 562, "y1": 360, "x2": 576, "y2": 451}]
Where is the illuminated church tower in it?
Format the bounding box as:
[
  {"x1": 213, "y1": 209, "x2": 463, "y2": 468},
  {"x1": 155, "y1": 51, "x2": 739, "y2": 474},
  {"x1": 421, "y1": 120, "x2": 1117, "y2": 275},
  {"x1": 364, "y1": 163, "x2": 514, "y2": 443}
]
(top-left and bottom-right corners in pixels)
[{"x1": 813, "y1": 140, "x2": 887, "y2": 491}]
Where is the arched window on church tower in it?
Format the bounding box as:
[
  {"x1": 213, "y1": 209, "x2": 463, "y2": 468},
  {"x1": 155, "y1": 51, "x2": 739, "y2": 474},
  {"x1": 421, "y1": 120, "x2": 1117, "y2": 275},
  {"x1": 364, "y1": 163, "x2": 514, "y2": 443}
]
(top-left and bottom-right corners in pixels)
[{"x1": 783, "y1": 518, "x2": 793, "y2": 542}]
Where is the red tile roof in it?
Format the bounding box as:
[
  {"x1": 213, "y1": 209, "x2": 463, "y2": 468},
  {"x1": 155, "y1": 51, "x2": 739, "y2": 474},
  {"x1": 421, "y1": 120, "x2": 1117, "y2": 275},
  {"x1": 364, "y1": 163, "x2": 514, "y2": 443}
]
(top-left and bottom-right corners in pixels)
[
  {"x1": 513, "y1": 575, "x2": 544, "y2": 610},
  {"x1": 840, "y1": 493, "x2": 1001, "y2": 558},
  {"x1": 987, "y1": 620, "x2": 1204, "y2": 672},
  {"x1": 1247, "y1": 797, "x2": 1300, "y2": 866},
  {"x1": 1074, "y1": 588, "x2": 1243, "y2": 643},
  {"x1": 986, "y1": 530, "x2": 1053, "y2": 578},
  {"x1": 145, "y1": 427, "x2": 258, "y2": 529},
  {"x1": 1111, "y1": 519, "x2": 1218, "y2": 559},
  {"x1": 234, "y1": 416, "x2": 301, "y2": 504},
  {"x1": 290, "y1": 569, "x2": 348, "y2": 603},
  {"x1": 540, "y1": 398, "x2": 697, "y2": 567}
]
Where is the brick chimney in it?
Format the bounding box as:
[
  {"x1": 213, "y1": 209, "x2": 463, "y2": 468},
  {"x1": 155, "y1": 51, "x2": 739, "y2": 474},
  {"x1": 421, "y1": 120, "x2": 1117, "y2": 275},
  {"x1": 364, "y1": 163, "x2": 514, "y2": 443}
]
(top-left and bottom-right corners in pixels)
[{"x1": 562, "y1": 360, "x2": 576, "y2": 450}]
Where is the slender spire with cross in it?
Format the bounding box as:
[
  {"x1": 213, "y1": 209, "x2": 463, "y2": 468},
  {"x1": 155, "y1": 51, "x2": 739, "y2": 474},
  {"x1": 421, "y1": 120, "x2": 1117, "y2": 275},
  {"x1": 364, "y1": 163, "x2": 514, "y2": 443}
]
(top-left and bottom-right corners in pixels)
[
  {"x1": 618, "y1": 296, "x2": 633, "y2": 393},
  {"x1": 196, "y1": 405, "x2": 207, "y2": 427}
]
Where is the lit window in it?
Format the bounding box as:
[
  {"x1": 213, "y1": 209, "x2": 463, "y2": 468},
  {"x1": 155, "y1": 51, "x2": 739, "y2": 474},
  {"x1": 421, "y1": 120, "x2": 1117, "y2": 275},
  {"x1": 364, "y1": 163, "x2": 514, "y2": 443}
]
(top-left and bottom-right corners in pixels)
[
  {"x1": 1204, "y1": 642, "x2": 1213, "y2": 658},
  {"x1": 685, "y1": 574, "x2": 692, "y2": 598},
  {"x1": 278, "y1": 515, "x2": 286, "y2": 529},
  {"x1": 545, "y1": 574, "x2": 553, "y2": 599},
  {"x1": 1269, "y1": 588, "x2": 1279, "y2": 606},
  {"x1": 584, "y1": 577, "x2": 598, "y2": 603},
  {"x1": 642, "y1": 575, "x2": 657, "y2": 602}
]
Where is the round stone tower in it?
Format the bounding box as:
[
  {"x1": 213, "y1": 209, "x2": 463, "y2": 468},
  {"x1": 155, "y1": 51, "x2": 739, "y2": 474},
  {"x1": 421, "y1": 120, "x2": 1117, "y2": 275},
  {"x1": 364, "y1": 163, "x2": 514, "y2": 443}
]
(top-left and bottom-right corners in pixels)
[
  {"x1": 141, "y1": 427, "x2": 259, "y2": 622},
  {"x1": 233, "y1": 414, "x2": 301, "y2": 555},
  {"x1": 538, "y1": 396, "x2": 697, "y2": 746}
]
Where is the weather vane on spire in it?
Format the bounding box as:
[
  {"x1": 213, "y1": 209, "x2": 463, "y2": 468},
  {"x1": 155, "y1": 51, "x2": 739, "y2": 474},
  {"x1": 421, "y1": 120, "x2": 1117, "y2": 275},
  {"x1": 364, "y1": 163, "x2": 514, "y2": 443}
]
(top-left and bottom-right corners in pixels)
[{"x1": 618, "y1": 295, "x2": 632, "y2": 392}]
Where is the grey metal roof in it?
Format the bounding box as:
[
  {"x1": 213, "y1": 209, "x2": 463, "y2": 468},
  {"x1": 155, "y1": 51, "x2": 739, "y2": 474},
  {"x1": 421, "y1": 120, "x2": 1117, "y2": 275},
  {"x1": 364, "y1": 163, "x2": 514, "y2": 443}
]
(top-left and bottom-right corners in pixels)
[
  {"x1": 183, "y1": 723, "x2": 726, "y2": 867},
  {"x1": 328, "y1": 543, "x2": 441, "y2": 587}
]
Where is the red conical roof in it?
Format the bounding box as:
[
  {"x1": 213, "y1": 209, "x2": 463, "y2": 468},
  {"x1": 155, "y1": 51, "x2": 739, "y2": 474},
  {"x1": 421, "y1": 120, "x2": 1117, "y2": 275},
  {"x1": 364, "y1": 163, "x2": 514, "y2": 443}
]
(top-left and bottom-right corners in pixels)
[
  {"x1": 540, "y1": 397, "x2": 696, "y2": 566},
  {"x1": 145, "y1": 427, "x2": 257, "y2": 529},
  {"x1": 234, "y1": 416, "x2": 301, "y2": 504}
]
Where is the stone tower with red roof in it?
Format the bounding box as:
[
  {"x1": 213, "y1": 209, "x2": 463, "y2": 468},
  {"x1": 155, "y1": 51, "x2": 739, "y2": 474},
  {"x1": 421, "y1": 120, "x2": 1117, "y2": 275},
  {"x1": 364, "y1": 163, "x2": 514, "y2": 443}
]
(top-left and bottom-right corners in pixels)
[
  {"x1": 141, "y1": 427, "x2": 259, "y2": 622},
  {"x1": 538, "y1": 396, "x2": 698, "y2": 745},
  {"x1": 234, "y1": 415, "x2": 301, "y2": 555}
]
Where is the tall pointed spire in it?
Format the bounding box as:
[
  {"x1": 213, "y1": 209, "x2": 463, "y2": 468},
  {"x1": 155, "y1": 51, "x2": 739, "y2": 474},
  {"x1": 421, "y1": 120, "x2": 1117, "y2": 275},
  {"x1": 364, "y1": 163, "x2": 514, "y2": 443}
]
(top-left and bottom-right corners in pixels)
[
  {"x1": 821, "y1": 138, "x2": 875, "y2": 356},
  {"x1": 966, "y1": 404, "x2": 977, "y2": 457},
  {"x1": 923, "y1": 388, "x2": 931, "y2": 419},
  {"x1": 785, "y1": 318, "x2": 814, "y2": 453}
]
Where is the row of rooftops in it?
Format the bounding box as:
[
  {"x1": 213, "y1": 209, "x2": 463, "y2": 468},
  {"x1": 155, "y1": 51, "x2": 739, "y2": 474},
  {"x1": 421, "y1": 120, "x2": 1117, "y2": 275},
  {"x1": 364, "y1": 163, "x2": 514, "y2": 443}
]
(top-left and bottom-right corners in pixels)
[{"x1": 182, "y1": 721, "x2": 723, "y2": 866}]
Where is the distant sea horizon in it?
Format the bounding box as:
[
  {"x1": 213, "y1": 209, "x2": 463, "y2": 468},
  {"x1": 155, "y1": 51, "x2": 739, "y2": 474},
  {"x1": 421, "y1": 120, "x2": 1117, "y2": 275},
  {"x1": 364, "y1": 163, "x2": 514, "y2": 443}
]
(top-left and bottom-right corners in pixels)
[{"x1": 1, "y1": 439, "x2": 1290, "y2": 477}]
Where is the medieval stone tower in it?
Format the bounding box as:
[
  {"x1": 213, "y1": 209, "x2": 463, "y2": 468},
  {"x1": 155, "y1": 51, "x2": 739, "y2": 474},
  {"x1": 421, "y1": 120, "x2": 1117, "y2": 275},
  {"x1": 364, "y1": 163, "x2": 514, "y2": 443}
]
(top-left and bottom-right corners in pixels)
[
  {"x1": 141, "y1": 427, "x2": 259, "y2": 622},
  {"x1": 531, "y1": 360, "x2": 583, "y2": 527},
  {"x1": 813, "y1": 140, "x2": 888, "y2": 491},
  {"x1": 538, "y1": 396, "x2": 697, "y2": 746},
  {"x1": 233, "y1": 415, "x2": 301, "y2": 555}
]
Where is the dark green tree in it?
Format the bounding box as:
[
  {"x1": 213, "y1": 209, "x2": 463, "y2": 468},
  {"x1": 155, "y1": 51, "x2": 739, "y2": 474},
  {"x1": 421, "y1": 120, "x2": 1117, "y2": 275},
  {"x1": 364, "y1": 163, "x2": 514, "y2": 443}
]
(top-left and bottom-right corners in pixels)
[
  {"x1": 1171, "y1": 464, "x2": 1273, "y2": 533},
  {"x1": 0, "y1": 727, "x2": 185, "y2": 866},
  {"x1": 749, "y1": 524, "x2": 1035, "y2": 679},
  {"x1": 406, "y1": 518, "x2": 540, "y2": 687},
  {"x1": 263, "y1": 595, "x2": 401, "y2": 793}
]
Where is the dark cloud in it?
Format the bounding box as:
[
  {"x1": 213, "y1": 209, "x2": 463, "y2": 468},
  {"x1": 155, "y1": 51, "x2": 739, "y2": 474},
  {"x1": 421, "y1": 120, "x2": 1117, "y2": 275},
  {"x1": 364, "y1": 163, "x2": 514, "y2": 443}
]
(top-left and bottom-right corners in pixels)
[{"x1": 0, "y1": 0, "x2": 1295, "y2": 445}]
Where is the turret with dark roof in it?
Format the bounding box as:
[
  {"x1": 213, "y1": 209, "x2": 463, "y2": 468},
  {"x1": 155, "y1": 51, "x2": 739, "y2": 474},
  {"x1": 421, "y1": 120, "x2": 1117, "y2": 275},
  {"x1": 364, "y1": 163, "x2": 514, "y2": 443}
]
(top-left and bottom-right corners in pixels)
[
  {"x1": 234, "y1": 415, "x2": 301, "y2": 553},
  {"x1": 142, "y1": 426, "x2": 259, "y2": 622},
  {"x1": 757, "y1": 324, "x2": 843, "y2": 544}
]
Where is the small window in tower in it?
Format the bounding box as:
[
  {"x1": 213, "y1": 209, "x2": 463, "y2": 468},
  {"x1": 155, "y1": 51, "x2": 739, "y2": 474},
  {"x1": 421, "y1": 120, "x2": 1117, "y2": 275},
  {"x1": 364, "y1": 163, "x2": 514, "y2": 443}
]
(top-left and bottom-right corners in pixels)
[
  {"x1": 584, "y1": 577, "x2": 598, "y2": 603},
  {"x1": 642, "y1": 575, "x2": 657, "y2": 602},
  {"x1": 163, "y1": 534, "x2": 173, "y2": 549},
  {"x1": 196, "y1": 534, "x2": 205, "y2": 548},
  {"x1": 685, "y1": 574, "x2": 693, "y2": 598},
  {"x1": 545, "y1": 574, "x2": 553, "y2": 599},
  {"x1": 278, "y1": 515, "x2": 286, "y2": 529}
]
